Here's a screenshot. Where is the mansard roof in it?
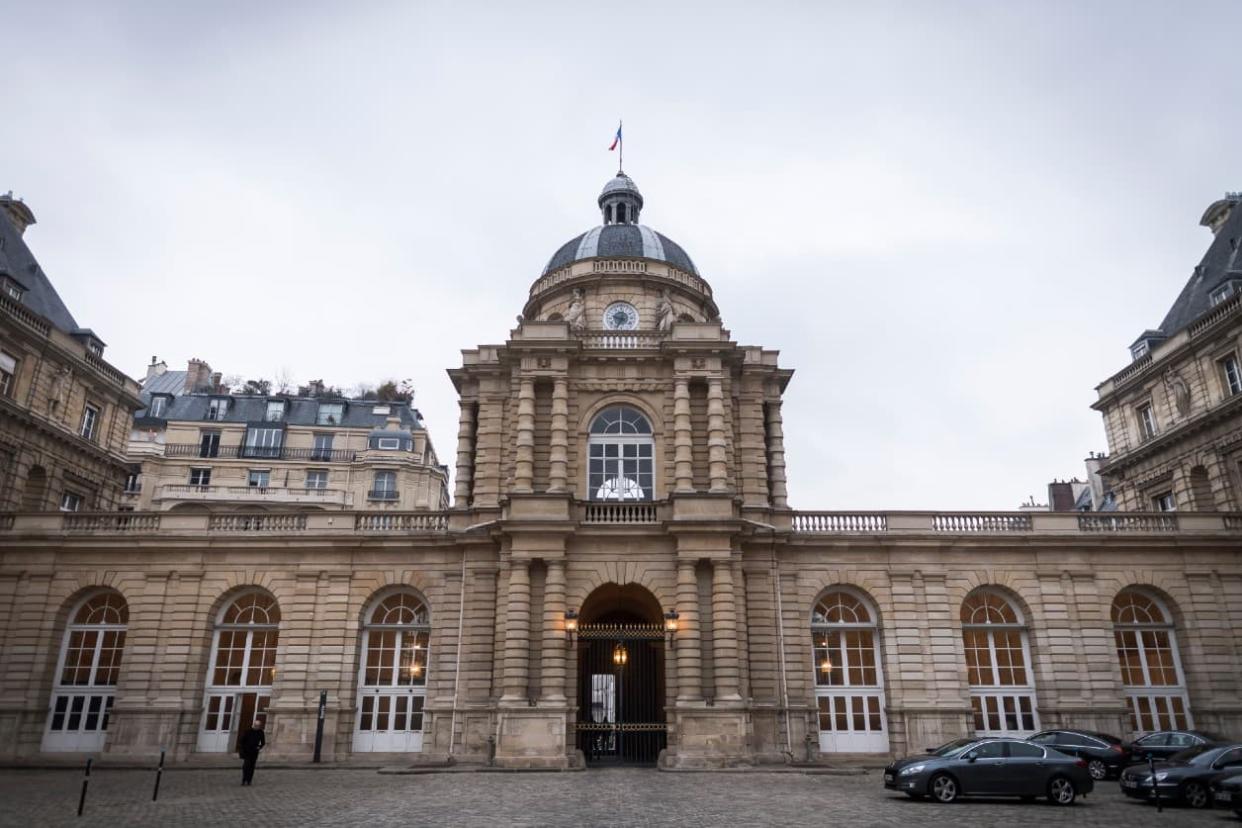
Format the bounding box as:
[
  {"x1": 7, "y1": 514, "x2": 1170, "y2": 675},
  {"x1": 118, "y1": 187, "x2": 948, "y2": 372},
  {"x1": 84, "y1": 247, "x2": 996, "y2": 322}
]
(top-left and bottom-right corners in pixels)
[
  {"x1": 0, "y1": 197, "x2": 80, "y2": 334},
  {"x1": 139, "y1": 393, "x2": 425, "y2": 429},
  {"x1": 1152, "y1": 194, "x2": 1242, "y2": 337}
]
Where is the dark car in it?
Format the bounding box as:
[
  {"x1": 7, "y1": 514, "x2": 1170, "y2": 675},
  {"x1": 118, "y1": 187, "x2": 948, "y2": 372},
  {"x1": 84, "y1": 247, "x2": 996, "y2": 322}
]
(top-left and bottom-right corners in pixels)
[
  {"x1": 1119, "y1": 743, "x2": 1242, "y2": 808},
  {"x1": 1128, "y1": 730, "x2": 1228, "y2": 762},
  {"x1": 883, "y1": 737, "x2": 1094, "y2": 805},
  {"x1": 1028, "y1": 729, "x2": 1130, "y2": 780},
  {"x1": 1210, "y1": 769, "x2": 1242, "y2": 817}
]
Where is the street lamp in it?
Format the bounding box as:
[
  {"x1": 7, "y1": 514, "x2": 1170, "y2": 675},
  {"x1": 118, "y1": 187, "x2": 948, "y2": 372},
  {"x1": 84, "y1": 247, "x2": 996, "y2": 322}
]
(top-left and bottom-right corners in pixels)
[
  {"x1": 564, "y1": 609, "x2": 578, "y2": 647},
  {"x1": 664, "y1": 609, "x2": 679, "y2": 648}
]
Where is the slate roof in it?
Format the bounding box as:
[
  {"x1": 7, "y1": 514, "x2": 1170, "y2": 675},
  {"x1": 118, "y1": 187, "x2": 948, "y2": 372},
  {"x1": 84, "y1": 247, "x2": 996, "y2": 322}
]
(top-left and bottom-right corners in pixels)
[
  {"x1": 140, "y1": 393, "x2": 425, "y2": 429},
  {"x1": 543, "y1": 224, "x2": 698, "y2": 275},
  {"x1": 0, "y1": 198, "x2": 80, "y2": 333},
  {"x1": 1151, "y1": 195, "x2": 1242, "y2": 337},
  {"x1": 139, "y1": 370, "x2": 190, "y2": 402}
]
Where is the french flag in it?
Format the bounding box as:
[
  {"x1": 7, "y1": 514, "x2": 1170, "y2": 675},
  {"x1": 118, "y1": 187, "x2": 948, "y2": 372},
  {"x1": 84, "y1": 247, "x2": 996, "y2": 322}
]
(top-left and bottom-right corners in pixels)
[{"x1": 609, "y1": 122, "x2": 622, "y2": 151}]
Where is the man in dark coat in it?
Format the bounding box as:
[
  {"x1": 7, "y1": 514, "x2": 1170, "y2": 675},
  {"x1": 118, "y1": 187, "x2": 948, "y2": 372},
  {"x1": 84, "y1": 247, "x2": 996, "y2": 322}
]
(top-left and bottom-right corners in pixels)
[{"x1": 238, "y1": 719, "x2": 266, "y2": 786}]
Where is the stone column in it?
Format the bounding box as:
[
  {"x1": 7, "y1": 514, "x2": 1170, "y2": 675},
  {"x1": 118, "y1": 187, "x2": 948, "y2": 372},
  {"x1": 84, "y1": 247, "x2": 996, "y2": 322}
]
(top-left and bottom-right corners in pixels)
[
  {"x1": 540, "y1": 559, "x2": 567, "y2": 700},
  {"x1": 673, "y1": 379, "x2": 694, "y2": 492},
  {"x1": 549, "y1": 378, "x2": 569, "y2": 492},
  {"x1": 513, "y1": 378, "x2": 535, "y2": 493},
  {"x1": 502, "y1": 559, "x2": 531, "y2": 701},
  {"x1": 707, "y1": 377, "x2": 729, "y2": 492},
  {"x1": 712, "y1": 560, "x2": 741, "y2": 700},
  {"x1": 677, "y1": 559, "x2": 702, "y2": 701},
  {"x1": 453, "y1": 400, "x2": 476, "y2": 504},
  {"x1": 765, "y1": 400, "x2": 788, "y2": 508}
]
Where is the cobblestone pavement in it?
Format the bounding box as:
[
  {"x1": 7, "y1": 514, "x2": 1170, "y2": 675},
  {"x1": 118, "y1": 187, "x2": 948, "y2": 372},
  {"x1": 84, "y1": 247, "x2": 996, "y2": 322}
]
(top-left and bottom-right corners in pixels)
[{"x1": 0, "y1": 766, "x2": 1237, "y2": 827}]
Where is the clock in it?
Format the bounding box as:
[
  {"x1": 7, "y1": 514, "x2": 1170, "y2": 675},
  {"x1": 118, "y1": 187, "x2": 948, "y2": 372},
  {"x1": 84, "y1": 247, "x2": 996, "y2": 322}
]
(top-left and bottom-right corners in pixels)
[{"x1": 602, "y1": 302, "x2": 639, "y2": 330}]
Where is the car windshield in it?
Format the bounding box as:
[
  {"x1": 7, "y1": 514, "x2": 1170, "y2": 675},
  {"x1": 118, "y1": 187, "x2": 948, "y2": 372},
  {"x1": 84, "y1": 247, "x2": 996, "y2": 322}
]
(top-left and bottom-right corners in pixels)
[
  {"x1": 930, "y1": 738, "x2": 980, "y2": 758},
  {"x1": 1170, "y1": 745, "x2": 1217, "y2": 764},
  {"x1": 1091, "y1": 732, "x2": 1123, "y2": 744}
]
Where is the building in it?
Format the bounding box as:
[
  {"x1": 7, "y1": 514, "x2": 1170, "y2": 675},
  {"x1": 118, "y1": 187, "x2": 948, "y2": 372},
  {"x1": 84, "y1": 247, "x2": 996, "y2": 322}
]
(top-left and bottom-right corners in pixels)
[
  {"x1": 0, "y1": 175, "x2": 1240, "y2": 769},
  {"x1": 0, "y1": 193, "x2": 142, "y2": 512},
  {"x1": 127, "y1": 359, "x2": 448, "y2": 513},
  {"x1": 1092, "y1": 193, "x2": 1242, "y2": 511}
]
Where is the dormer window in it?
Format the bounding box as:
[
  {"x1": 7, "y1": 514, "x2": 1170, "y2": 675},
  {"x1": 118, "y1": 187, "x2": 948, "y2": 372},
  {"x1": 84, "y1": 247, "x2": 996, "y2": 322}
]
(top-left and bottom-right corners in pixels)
[
  {"x1": 1130, "y1": 341, "x2": 1150, "y2": 360},
  {"x1": 376, "y1": 437, "x2": 401, "y2": 450},
  {"x1": 0, "y1": 276, "x2": 22, "y2": 302},
  {"x1": 147, "y1": 395, "x2": 171, "y2": 418},
  {"x1": 265, "y1": 400, "x2": 286, "y2": 422},
  {"x1": 1210, "y1": 281, "x2": 1239, "y2": 307},
  {"x1": 372, "y1": 405, "x2": 390, "y2": 416},
  {"x1": 317, "y1": 402, "x2": 344, "y2": 425},
  {"x1": 87, "y1": 341, "x2": 104, "y2": 357},
  {"x1": 205, "y1": 397, "x2": 229, "y2": 421}
]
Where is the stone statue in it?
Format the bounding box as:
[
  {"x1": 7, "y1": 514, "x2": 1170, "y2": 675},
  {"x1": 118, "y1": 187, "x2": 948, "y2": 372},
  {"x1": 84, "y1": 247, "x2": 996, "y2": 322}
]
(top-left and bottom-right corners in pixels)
[
  {"x1": 655, "y1": 289, "x2": 675, "y2": 332},
  {"x1": 564, "y1": 288, "x2": 586, "y2": 332},
  {"x1": 48, "y1": 366, "x2": 72, "y2": 419},
  {"x1": 1164, "y1": 369, "x2": 1191, "y2": 418}
]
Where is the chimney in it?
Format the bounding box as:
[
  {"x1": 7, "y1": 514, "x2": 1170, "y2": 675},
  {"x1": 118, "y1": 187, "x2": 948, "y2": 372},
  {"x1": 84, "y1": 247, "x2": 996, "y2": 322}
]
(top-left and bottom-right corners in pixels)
[
  {"x1": 0, "y1": 192, "x2": 36, "y2": 236},
  {"x1": 209, "y1": 372, "x2": 223, "y2": 393},
  {"x1": 185, "y1": 358, "x2": 213, "y2": 393},
  {"x1": 145, "y1": 356, "x2": 168, "y2": 382},
  {"x1": 1047, "y1": 480, "x2": 1076, "y2": 512}
]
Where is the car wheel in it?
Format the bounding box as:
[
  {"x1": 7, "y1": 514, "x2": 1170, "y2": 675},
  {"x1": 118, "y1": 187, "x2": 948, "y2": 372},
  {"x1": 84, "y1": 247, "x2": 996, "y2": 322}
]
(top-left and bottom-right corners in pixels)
[
  {"x1": 1086, "y1": 759, "x2": 1107, "y2": 781},
  {"x1": 1184, "y1": 782, "x2": 1209, "y2": 809},
  {"x1": 1047, "y1": 776, "x2": 1077, "y2": 806},
  {"x1": 929, "y1": 773, "x2": 958, "y2": 803}
]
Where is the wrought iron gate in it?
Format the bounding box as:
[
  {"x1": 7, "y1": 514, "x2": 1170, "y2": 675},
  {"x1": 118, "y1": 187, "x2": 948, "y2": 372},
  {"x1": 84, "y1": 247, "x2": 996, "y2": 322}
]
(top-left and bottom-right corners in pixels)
[{"x1": 576, "y1": 623, "x2": 667, "y2": 765}]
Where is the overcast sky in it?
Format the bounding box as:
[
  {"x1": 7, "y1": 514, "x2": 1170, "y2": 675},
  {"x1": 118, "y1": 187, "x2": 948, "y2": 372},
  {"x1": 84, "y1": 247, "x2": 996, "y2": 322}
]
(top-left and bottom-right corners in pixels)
[{"x1": 7, "y1": 1, "x2": 1240, "y2": 509}]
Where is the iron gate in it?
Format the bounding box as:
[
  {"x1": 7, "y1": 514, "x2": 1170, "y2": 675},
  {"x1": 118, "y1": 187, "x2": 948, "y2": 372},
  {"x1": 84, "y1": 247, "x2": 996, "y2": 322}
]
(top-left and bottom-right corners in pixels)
[{"x1": 576, "y1": 623, "x2": 667, "y2": 765}]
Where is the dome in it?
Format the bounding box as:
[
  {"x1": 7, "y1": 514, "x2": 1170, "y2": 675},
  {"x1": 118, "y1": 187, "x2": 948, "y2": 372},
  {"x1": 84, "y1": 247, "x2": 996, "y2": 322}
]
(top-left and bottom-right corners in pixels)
[{"x1": 542, "y1": 172, "x2": 698, "y2": 275}]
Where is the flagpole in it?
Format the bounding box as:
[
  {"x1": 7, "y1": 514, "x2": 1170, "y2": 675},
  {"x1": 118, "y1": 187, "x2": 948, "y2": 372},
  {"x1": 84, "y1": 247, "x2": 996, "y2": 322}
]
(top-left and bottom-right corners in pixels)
[{"x1": 619, "y1": 120, "x2": 623, "y2": 173}]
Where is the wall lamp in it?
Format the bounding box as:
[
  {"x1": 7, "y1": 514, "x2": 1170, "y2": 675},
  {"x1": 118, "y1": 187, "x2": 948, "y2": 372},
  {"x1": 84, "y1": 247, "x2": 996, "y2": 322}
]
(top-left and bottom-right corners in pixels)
[
  {"x1": 664, "y1": 609, "x2": 679, "y2": 649},
  {"x1": 564, "y1": 609, "x2": 578, "y2": 647}
]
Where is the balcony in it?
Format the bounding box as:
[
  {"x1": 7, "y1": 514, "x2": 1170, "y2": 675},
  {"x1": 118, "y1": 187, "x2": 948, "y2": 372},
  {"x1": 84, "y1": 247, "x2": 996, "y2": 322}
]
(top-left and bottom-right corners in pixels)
[
  {"x1": 164, "y1": 444, "x2": 357, "y2": 462},
  {"x1": 156, "y1": 484, "x2": 351, "y2": 507}
]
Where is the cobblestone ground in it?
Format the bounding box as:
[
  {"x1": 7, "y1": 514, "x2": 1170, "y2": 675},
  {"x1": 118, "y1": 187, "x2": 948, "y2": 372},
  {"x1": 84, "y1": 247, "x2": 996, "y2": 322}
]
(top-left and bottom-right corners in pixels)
[{"x1": 0, "y1": 767, "x2": 1237, "y2": 827}]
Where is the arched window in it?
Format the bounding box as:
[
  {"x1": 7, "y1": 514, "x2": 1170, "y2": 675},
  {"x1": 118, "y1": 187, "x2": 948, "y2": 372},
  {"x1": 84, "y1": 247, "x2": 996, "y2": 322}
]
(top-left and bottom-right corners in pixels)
[
  {"x1": 1112, "y1": 589, "x2": 1190, "y2": 733},
  {"x1": 961, "y1": 590, "x2": 1038, "y2": 736},
  {"x1": 198, "y1": 591, "x2": 280, "y2": 753},
  {"x1": 43, "y1": 591, "x2": 128, "y2": 752},
  {"x1": 354, "y1": 591, "x2": 431, "y2": 752},
  {"x1": 588, "y1": 406, "x2": 653, "y2": 501},
  {"x1": 811, "y1": 589, "x2": 887, "y2": 752}
]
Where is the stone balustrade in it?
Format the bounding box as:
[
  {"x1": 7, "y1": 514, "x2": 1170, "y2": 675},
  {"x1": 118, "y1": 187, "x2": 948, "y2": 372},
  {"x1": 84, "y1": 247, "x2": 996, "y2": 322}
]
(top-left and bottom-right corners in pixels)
[{"x1": 789, "y1": 510, "x2": 1238, "y2": 534}]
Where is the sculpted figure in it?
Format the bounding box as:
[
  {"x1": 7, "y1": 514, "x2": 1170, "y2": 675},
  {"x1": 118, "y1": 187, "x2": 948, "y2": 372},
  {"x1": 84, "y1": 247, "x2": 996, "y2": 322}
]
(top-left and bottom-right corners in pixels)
[
  {"x1": 1164, "y1": 369, "x2": 1191, "y2": 418},
  {"x1": 564, "y1": 288, "x2": 586, "y2": 332},
  {"x1": 655, "y1": 289, "x2": 675, "y2": 332},
  {"x1": 48, "y1": 366, "x2": 72, "y2": 418}
]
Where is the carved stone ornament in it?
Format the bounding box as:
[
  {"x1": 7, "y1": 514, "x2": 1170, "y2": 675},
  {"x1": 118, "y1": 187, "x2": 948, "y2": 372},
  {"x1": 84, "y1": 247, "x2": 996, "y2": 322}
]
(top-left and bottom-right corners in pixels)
[
  {"x1": 655, "y1": 289, "x2": 675, "y2": 333},
  {"x1": 537, "y1": 356, "x2": 552, "y2": 369},
  {"x1": 564, "y1": 288, "x2": 586, "y2": 332},
  {"x1": 1164, "y1": 369, "x2": 1191, "y2": 418}
]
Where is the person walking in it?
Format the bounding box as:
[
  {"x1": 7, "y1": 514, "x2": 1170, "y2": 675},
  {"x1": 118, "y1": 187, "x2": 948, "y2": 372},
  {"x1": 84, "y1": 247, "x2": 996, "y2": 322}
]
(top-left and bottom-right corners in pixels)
[{"x1": 238, "y1": 719, "x2": 266, "y2": 786}]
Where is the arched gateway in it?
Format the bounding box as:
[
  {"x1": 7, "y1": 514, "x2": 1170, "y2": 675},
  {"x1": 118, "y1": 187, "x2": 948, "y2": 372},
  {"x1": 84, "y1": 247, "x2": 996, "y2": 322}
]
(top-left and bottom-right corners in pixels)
[{"x1": 574, "y1": 583, "x2": 668, "y2": 765}]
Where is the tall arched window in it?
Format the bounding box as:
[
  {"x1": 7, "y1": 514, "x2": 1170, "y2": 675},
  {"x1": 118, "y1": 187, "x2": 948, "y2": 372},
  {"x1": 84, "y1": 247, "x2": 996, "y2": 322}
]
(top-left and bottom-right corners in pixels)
[
  {"x1": 811, "y1": 589, "x2": 887, "y2": 752},
  {"x1": 354, "y1": 591, "x2": 431, "y2": 752},
  {"x1": 961, "y1": 590, "x2": 1039, "y2": 735},
  {"x1": 1112, "y1": 589, "x2": 1190, "y2": 733},
  {"x1": 43, "y1": 591, "x2": 128, "y2": 752},
  {"x1": 198, "y1": 591, "x2": 280, "y2": 752},
  {"x1": 588, "y1": 406, "x2": 653, "y2": 501}
]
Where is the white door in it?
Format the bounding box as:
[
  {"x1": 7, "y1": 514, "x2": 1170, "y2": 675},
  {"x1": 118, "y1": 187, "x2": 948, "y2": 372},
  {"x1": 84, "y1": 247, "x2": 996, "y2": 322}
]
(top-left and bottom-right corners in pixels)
[{"x1": 352, "y1": 688, "x2": 425, "y2": 752}]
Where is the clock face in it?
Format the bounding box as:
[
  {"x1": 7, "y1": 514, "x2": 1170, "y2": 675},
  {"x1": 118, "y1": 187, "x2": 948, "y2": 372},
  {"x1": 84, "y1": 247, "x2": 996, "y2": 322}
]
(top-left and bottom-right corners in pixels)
[{"x1": 603, "y1": 302, "x2": 639, "y2": 330}]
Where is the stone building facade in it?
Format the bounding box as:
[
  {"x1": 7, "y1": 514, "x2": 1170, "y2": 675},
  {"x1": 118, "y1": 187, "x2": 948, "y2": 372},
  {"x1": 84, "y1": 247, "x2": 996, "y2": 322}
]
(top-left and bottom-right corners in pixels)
[
  {"x1": 1093, "y1": 192, "x2": 1242, "y2": 511},
  {"x1": 0, "y1": 194, "x2": 143, "y2": 513},
  {"x1": 1, "y1": 176, "x2": 1241, "y2": 769}
]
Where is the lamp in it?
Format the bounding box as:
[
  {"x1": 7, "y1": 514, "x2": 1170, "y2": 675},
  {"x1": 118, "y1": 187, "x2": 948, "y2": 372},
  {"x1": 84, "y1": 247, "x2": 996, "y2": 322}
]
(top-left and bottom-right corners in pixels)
[
  {"x1": 664, "y1": 609, "x2": 679, "y2": 649},
  {"x1": 564, "y1": 609, "x2": 578, "y2": 647},
  {"x1": 612, "y1": 643, "x2": 628, "y2": 666}
]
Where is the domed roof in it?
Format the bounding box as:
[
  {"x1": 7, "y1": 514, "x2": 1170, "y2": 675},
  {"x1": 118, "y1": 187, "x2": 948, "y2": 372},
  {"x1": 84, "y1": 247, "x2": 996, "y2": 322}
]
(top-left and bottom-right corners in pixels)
[{"x1": 542, "y1": 172, "x2": 698, "y2": 275}]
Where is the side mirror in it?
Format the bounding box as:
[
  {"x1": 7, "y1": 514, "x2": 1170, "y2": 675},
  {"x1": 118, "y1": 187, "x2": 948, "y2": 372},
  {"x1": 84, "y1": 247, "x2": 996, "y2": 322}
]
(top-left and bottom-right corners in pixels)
[{"x1": 965, "y1": 752, "x2": 977, "y2": 763}]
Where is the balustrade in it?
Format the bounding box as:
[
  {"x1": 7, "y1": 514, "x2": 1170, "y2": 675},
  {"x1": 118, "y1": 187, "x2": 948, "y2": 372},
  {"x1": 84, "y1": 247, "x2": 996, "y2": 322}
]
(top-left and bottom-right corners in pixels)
[
  {"x1": 354, "y1": 512, "x2": 449, "y2": 532},
  {"x1": 1078, "y1": 514, "x2": 1179, "y2": 532},
  {"x1": 63, "y1": 513, "x2": 160, "y2": 532},
  {"x1": 208, "y1": 514, "x2": 307, "y2": 532},
  {"x1": 582, "y1": 501, "x2": 660, "y2": 524},
  {"x1": 791, "y1": 513, "x2": 887, "y2": 533},
  {"x1": 932, "y1": 513, "x2": 1033, "y2": 532}
]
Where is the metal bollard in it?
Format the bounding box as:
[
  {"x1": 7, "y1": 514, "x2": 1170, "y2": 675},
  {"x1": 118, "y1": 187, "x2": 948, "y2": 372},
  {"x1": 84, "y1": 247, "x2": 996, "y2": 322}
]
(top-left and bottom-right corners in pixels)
[
  {"x1": 1149, "y1": 755, "x2": 1162, "y2": 813},
  {"x1": 152, "y1": 748, "x2": 165, "y2": 801},
  {"x1": 486, "y1": 735, "x2": 496, "y2": 766},
  {"x1": 77, "y1": 757, "x2": 91, "y2": 817},
  {"x1": 804, "y1": 730, "x2": 816, "y2": 764}
]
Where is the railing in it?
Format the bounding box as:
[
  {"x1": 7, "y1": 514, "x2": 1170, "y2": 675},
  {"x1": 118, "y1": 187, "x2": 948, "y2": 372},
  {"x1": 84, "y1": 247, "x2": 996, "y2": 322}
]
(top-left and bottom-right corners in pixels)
[
  {"x1": 1225, "y1": 515, "x2": 1242, "y2": 531},
  {"x1": 367, "y1": 490, "x2": 400, "y2": 501},
  {"x1": 580, "y1": 331, "x2": 664, "y2": 350},
  {"x1": 159, "y1": 484, "x2": 347, "y2": 502},
  {"x1": 1189, "y1": 290, "x2": 1242, "y2": 339},
  {"x1": 529, "y1": 261, "x2": 713, "y2": 300},
  {"x1": 355, "y1": 512, "x2": 450, "y2": 532},
  {"x1": 1107, "y1": 353, "x2": 1154, "y2": 387},
  {"x1": 82, "y1": 351, "x2": 128, "y2": 387},
  {"x1": 164, "y1": 444, "x2": 358, "y2": 462},
  {"x1": 582, "y1": 501, "x2": 660, "y2": 524},
  {"x1": 791, "y1": 513, "x2": 887, "y2": 533},
  {"x1": 208, "y1": 514, "x2": 307, "y2": 532},
  {"x1": 592, "y1": 259, "x2": 648, "y2": 274},
  {"x1": 932, "y1": 513, "x2": 1033, "y2": 533},
  {"x1": 1078, "y1": 514, "x2": 1179, "y2": 532},
  {"x1": 63, "y1": 513, "x2": 160, "y2": 532},
  {"x1": 0, "y1": 292, "x2": 52, "y2": 337}
]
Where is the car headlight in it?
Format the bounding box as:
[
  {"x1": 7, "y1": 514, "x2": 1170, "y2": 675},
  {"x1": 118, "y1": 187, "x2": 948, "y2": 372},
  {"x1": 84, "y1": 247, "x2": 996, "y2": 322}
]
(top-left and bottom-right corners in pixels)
[
  {"x1": 899, "y1": 764, "x2": 926, "y2": 776},
  {"x1": 1154, "y1": 772, "x2": 1169, "y2": 782}
]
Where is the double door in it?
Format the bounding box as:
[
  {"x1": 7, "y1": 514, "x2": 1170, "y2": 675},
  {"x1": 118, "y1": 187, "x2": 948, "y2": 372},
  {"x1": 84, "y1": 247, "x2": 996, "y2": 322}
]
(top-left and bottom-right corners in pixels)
[
  {"x1": 198, "y1": 692, "x2": 269, "y2": 753},
  {"x1": 575, "y1": 626, "x2": 666, "y2": 765}
]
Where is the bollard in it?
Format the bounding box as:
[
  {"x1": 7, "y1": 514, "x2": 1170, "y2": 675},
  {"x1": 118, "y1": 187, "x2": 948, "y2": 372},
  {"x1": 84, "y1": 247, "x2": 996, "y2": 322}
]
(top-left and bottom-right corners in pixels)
[
  {"x1": 1149, "y1": 755, "x2": 1162, "y2": 813},
  {"x1": 804, "y1": 730, "x2": 816, "y2": 764},
  {"x1": 486, "y1": 735, "x2": 496, "y2": 766},
  {"x1": 152, "y1": 748, "x2": 165, "y2": 801},
  {"x1": 313, "y1": 690, "x2": 327, "y2": 763},
  {"x1": 77, "y1": 757, "x2": 91, "y2": 817}
]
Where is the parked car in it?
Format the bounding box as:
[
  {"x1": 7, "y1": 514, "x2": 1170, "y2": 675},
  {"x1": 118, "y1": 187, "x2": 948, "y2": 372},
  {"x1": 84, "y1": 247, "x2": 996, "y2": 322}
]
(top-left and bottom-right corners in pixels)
[
  {"x1": 1119, "y1": 743, "x2": 1242, "y2": 808},
  {"x1": 1028, "y1": 729, "x2": 1130, "y2": 780},
  {"x1": 1128, "y1": 730, "x2": 1228, "y2": 762},
  {"x1": 883, "y1": 737, "x2": 1094, "y2": 805},
  {"x1": 1210, "y1": 769, "x2": 1242, "y2": 818}
]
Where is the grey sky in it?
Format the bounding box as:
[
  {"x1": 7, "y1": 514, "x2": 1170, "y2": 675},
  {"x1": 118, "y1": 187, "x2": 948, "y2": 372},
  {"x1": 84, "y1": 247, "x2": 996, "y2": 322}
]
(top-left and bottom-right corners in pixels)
[{"x1": 7, "y1": 1, "x2": 1240, "y2": 509}]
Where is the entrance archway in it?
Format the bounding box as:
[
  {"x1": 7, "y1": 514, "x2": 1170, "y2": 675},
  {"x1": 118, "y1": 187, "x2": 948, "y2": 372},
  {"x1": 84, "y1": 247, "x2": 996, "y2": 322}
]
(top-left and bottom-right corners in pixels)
[{"x1": 575, "y1": 583, "x2": 667, "y2": 765}]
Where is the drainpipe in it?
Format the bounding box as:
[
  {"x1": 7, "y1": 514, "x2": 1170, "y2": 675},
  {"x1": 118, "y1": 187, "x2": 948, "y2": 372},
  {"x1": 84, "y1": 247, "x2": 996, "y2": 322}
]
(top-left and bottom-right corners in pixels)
[
  {"x1": 447, "y1": 552, "x2": 467, "y2": 757},
  {"x1": 771, "y1": 548, "x2": 793, "y2": 758}
]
